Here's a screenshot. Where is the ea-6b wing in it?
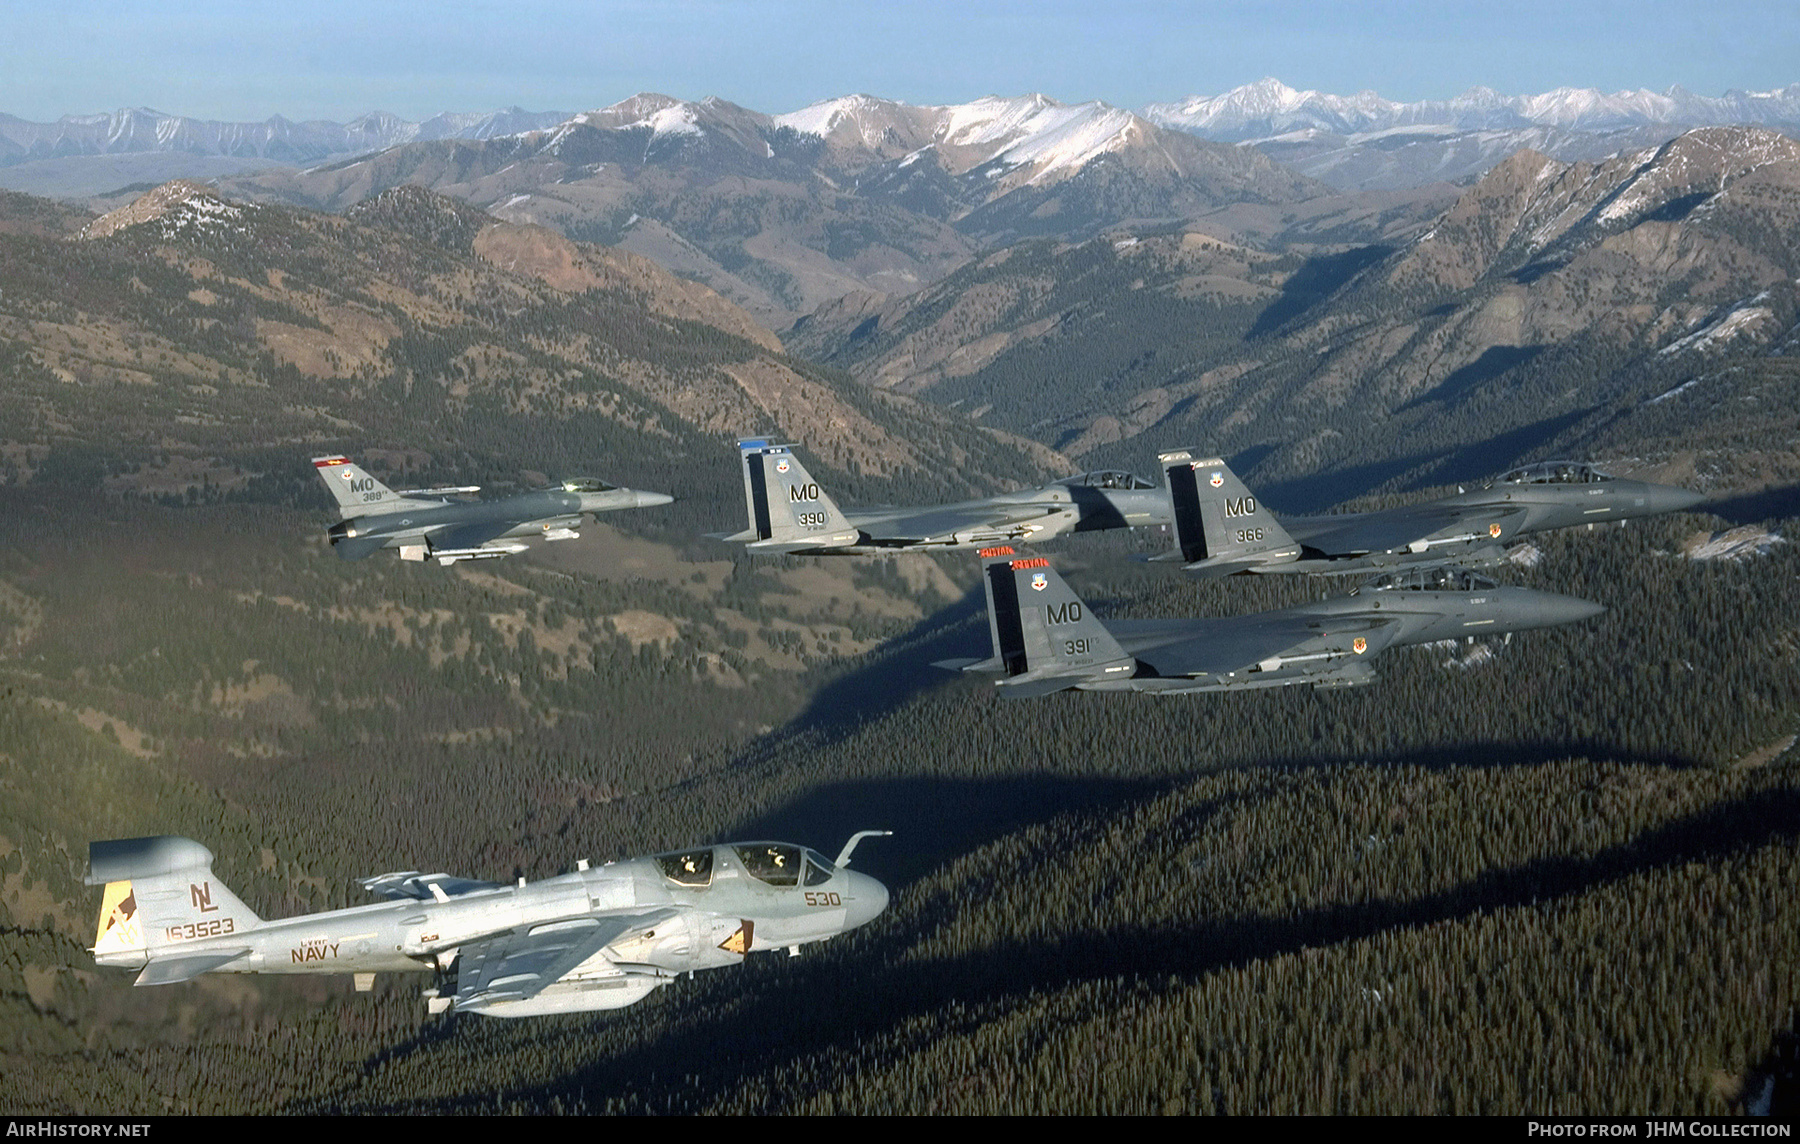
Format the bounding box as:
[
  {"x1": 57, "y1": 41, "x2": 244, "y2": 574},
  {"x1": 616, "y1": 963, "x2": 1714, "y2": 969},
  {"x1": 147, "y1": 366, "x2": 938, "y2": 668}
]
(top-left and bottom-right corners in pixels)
[
  {"x1": 937, "y1": 546, "x2": 1603, "y2": 696},
  {"x1": 713, "y1": 438, "x2": 1169, "y2": 555},
  {"x1": 86, "y1": 831, "x2": 890, "y2": 1018},
  {"x1": 1156, "y1": 451, "x2": 1703, "y2": 578},
  {"x1": 313, "y1": 455, "x2": 672, "y2": 566}
]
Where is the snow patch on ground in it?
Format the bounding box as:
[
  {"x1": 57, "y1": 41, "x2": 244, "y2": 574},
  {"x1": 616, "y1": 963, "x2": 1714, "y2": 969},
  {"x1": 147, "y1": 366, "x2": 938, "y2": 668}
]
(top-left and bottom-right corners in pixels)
[
  {"x1": 1506, "y1": 543, "x2": 1543, "y2": 568},
  {"x1": 1658, "y1": 294, "x2": 1774, "y2": 356},
  {"x1": 1442, "y1": 643, "x2": 1497, "y2": 671},
  {"x1": 1684, "y1": 525, "x2": 1785, "y2": 561},
  {"x1": 1648, "y1": 378, "x2": 1701, "y2": 404}
]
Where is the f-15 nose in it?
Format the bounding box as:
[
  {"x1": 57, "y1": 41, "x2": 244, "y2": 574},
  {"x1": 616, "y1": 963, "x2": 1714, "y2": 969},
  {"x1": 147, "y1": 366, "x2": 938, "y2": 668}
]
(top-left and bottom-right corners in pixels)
[
  {"x1": 1532, "y1": 592, "x2": 1607, "y2": 627},
  {"x1": 843, "y1": 871, "x2": 889, "y2": 930},
  {"x1": 1648, "y1": 484, "x2": 1705, "y2": 514}
]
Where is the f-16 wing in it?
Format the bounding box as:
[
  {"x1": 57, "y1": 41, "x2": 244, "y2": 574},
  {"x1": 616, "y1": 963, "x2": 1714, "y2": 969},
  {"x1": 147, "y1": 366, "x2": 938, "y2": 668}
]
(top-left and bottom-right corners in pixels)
[
  {"x1": 452, "y1": 908, "x2": 680, "y2": 1014},
  {"x1": 1292, "y1": 503, "x2": 1530, "y2": 557}
]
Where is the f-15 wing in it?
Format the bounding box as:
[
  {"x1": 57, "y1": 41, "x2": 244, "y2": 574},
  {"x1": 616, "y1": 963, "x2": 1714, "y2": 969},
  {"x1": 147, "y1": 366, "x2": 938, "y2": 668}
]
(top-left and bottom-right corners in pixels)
[
  {"x1": 859, "y1": 502, "x2": 1065, "y2": 544},
  {"x1": 1127, "y1": 613, "x2": 1405, "y2": 678},
  {"x1": 452, "y1": 908, "x2": 680, "y2": 1015},
  {"x1": 1290, "y1": 503, "x2": 1530, "y2": 557}
]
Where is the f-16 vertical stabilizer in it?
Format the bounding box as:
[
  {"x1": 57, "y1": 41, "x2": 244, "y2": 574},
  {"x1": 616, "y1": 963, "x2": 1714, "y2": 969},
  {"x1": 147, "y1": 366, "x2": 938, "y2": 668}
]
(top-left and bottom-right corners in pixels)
[
  {"x1": 86, "y1": 836, "x2": 261, "y2": 985},
  {"x1": 724, "y1": 440, "x2": 862, "y2": 553},
  {"x1": 974, "y1": 547, "x2": 1135, "y2": 697},
  {"x1": 1158, "y1": 451, "x2": 1303, "y2": 577},
  {"x1": 311, "y1": 456, "x2": 444, "y2": 520}
]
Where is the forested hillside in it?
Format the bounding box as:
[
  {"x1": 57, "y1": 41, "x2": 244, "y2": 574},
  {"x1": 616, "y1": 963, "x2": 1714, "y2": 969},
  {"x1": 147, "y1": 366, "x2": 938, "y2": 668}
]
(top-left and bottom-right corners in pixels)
[{"x1": 2, "y1": 498, "x2": 1796, "y2": 1113}]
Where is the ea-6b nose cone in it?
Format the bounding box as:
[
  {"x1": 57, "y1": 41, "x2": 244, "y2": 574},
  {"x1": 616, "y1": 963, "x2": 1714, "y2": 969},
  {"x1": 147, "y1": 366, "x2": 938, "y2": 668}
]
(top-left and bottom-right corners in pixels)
[{"x1": 844, "y1": 871, "x2": 890, "y2": 929}]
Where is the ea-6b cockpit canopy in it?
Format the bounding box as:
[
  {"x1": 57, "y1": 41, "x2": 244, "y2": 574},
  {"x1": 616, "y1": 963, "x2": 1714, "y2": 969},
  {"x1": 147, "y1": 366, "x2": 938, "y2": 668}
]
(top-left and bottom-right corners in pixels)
[
  {"x1": 1061, "y1": 471, "x2": 1157, "y2": 490},
  {"x1": 1495, "y1": 461, "x2": 1615, "y2": 486},
  {"x1": 560, "y1": 477, "x2": 617, "y2": 493},
  {"x1": 1356, "y1": 566, "x2": 1498, "y2": 594},
  {"x1": 654, "y1": 843, "x2": 839, "y2": 889}
]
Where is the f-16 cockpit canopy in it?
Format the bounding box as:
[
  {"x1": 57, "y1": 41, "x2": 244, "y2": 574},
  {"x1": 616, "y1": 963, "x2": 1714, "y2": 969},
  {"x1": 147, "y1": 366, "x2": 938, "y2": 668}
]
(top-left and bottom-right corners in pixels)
[
  {"x1": 561, "y1": 477, "x2": 617, "y2": 493},
  {"x1": 1494, "y1": 461, "x2": 1615, "y2": 486},
  {"x1": 1357, "y1": 566, "x2": 1498, "y2": 594},
  {"x1": 1061, "y1": 471, "x2": 1156, "y2": 490}
]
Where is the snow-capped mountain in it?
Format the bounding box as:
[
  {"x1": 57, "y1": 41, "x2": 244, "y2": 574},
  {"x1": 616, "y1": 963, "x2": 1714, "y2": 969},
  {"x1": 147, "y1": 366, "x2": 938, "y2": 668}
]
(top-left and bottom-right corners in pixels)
[
  {"x1": 1144, "y1": 79, "x2": 1800, "y2": 191},
  {"x1": 0, "y1": 106, "x2": 571, "y2": 167},
  {"x1": 218, "y1": 91, "x2": 1316, "y2": 323},
  {"x1": 1144, "y1": 78, "x2": 1800, "y2": 141}
]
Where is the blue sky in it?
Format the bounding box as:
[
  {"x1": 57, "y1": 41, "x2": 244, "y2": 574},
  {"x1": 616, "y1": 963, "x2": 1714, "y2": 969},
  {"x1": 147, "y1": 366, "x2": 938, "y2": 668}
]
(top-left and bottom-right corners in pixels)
[{"x1": 4, "y1": 0, "x2": 1797, "y2": 121}]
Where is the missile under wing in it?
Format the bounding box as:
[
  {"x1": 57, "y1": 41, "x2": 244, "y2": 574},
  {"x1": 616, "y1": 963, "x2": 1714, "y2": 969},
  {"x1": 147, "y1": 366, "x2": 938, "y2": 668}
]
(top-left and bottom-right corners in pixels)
[
  {"x1": 87, "y1": 831, "x2": 890, "y2": 1017},
  {"x1": 313, "y1": 455, "x2": 672, "y2": 566},
  {"x1": 1156, "y1": 451, "x2": 1703, "y2": 578},
  {"x1": 712, "y1": 439, "x2": 1168, "y2": 555},
  {"x1": 938, "y1": 547, "x2": 1603, "y2": 696}
]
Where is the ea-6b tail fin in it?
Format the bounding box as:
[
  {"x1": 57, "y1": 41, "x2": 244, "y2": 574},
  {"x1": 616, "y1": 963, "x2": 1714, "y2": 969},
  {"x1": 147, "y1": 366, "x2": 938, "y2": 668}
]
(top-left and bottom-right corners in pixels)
[
  {"x1": 311, "y1": 456, "x2": 443, "y2": 520},
  {"x1": 86, "y1": 836, "x2": 261, "y2": 985},
  {"x1": 972, "y1": 547, "x2": 1135, "y2": 697},
  {"x1": 1158, "y1": 450, "x2": 1303, "y2": 577},
  {"x1": 722, "y1": 440, "x2": 862, "y2": 553}
]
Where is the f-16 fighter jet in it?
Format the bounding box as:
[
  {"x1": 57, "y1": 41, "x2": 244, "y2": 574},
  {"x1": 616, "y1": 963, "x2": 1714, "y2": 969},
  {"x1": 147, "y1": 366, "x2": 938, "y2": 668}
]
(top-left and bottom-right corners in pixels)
[
  {"x1": 313, "y1": 455, "x2": 672, "y2": 565},
  {"x1": 714, "y1": 438, "x2": 1170, "y2": 555},
  {"x1": 87, "y1": 831, "x2": 890, "y2": 1017},
  {"x1": 1155, "y1": 452, "x2": 1704, "y2": 578},
  {"x1": 937, "y1": 547, "x2": 1603, "y2": 696}
]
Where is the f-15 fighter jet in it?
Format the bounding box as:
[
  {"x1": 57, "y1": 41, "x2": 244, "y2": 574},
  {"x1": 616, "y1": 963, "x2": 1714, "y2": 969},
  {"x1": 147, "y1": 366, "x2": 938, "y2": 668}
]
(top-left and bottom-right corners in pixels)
[
  {"x1": 1155, "y1": 452, "x2": 1703, "y2": 578},
  {"x1": 313, "y1": 455, "x2": 672, "y2": 565},
  {"x1": 714, "y1": 438, "x2": 1169, "y2": 555},
  {"x1": 87, "y1": 831, "x2": 890, "y2": 1017},
  {"x1": 937, "y1": 547, "x2": 1603, "y2": 696}
]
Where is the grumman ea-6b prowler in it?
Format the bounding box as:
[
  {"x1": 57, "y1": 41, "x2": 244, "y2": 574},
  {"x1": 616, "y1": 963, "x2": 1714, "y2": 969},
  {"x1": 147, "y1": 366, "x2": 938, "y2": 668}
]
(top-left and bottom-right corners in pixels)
[
  {"x1": 714, "y1": 438, "x2": 1171, "y2": 555},
  {"x1": 314, "y1": 455, "x2": 673, "y2": 566},
  {"x1": 88, "y1": 832, "x2": 889, "y2": 1017},
  {"x1": 936, "y1": 547, "x2": 1604, "y2": 697},
  {"x1": 1156, "y1": 452, "x2": 1704, "y2": 578}
]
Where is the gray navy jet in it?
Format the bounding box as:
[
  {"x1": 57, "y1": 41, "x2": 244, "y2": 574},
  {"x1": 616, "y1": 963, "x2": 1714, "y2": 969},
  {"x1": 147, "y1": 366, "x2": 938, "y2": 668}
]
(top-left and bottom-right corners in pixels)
[
  {"x1": 87, "y1": 831, "x2": 890, "y2": 1018},
  {"x1": 937, "y1": 546, "x2": 1603, "y2": 696},
  {"x1": 715, "y1": 438, "x2": 1170, "y2": 555},
  {"x1": 1156, "y1": 452, "x2": 1704, "y2": 578},
  {"x1": 314, "y1": 454, "x2": 672, "y2": 565}
]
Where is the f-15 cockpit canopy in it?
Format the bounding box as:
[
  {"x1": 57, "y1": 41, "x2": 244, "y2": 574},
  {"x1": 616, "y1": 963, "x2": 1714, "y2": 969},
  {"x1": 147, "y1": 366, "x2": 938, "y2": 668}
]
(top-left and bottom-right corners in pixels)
[
  {"x1": 561, "y1": 477, "x2": 617, "y2": 493},
  {"x1": 1494, "y1": 461, "x2": 1615, "y2": 486},
  {"x1": 1357, "y1": 566, "x2": 1498, "y2": 594},
  {"x1": 1060, "y1": 471, "x2": 1156, "y2": 490},
  {"x1": 653, "y1": 843, "x2": 838, "y2": 889}
]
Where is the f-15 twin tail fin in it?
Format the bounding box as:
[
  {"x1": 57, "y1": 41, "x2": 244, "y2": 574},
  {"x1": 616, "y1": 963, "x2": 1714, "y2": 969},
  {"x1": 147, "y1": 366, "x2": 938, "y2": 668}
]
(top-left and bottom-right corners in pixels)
[
  {"x1": 1158, "y1": 450, "x2": 1303, "y2": 577},
  {"x1": 950, "y1": 547, "x2": 1136, "y2": 697},
  {"x1": 719, "y1": 440, "x2": 861, "y2": 553}
]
